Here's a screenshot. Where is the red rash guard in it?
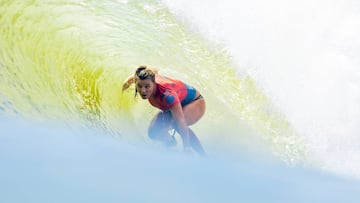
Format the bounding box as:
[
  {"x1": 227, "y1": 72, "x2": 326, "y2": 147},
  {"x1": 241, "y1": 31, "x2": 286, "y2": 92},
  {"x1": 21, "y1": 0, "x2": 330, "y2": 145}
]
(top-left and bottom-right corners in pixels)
[{"x1": 148, "y1": 75, "x2": 197, "y2": 111}]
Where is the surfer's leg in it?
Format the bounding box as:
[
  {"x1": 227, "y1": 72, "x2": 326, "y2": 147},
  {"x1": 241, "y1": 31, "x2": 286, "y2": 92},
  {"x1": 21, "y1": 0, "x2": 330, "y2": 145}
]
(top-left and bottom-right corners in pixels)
[
  {"x1": 148, "y1": 111, "x2": 177, "y2": 146},
  {"x1": 172, "y1": 124, "x2": 205, "y2": 155},
  {"x1": 188, "y1": 128, "x2": 206, "y2": 155},
  {"x1": 182, "y1": 96, "x2": 206, "y2": 125},
  {"x1": 181, "y1": 97, "x2": 206, "y2": 154}
]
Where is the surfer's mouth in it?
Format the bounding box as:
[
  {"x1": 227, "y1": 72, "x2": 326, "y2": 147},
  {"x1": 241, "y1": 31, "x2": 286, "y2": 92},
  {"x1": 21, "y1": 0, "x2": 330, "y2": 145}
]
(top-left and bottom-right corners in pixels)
[{"x1": 141, "y1": 94, "x2": 147, "y2": 99}]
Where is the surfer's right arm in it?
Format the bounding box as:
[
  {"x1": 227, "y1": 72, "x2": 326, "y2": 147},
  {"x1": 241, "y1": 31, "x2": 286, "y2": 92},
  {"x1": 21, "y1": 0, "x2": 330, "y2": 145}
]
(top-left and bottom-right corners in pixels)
[
  {"x1": 169, "y1": 103, "x2": 191, "y2": 152},
  {"x1": 122, "y1": 75, "x2": 135, "y2": 92},
  {"x1": 122, "y1": 69, "x2": 159, "y2": 92}
]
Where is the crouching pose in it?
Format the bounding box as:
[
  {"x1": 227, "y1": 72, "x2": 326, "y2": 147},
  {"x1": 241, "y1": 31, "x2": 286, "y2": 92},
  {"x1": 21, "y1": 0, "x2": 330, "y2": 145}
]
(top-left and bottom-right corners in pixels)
[{"x1": 122, "y1": 65, "x2": 206, "y2": 155}]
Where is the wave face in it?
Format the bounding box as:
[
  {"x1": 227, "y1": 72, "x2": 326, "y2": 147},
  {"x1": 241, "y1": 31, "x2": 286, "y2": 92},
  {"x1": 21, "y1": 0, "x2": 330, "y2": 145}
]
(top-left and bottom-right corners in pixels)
[
  {"x1": 4, "y1": 0, "x2": 358, "y2": 178},
  {"x1": 162, "y1": 0, "x2": 360, "y2": 178},
  {"x1": 1, "y1": 0, "x2": 360, "y2": 201}
]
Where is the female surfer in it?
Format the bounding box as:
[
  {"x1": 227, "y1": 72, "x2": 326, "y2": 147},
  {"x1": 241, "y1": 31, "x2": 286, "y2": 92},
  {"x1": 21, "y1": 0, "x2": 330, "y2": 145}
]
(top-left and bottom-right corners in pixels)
[{"x1": 122, "y1": 65, "x2": 206, "y2": 155}]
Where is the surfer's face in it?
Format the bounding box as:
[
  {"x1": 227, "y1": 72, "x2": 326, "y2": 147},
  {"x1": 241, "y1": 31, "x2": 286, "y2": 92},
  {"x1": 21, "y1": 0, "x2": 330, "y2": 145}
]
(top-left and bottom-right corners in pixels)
[{"x1": 136, "y1": 79, "x2": 155, "y2": 99}]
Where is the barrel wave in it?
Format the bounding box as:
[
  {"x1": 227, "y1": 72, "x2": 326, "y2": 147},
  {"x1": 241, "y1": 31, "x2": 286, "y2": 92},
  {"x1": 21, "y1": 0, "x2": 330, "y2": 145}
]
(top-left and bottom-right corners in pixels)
[
  {"x1": 0, "y1": 0, "x2": 302, "y2": 161},
  {"x1": 1, "y1": 1, "x2": 360, "y2": 202}
]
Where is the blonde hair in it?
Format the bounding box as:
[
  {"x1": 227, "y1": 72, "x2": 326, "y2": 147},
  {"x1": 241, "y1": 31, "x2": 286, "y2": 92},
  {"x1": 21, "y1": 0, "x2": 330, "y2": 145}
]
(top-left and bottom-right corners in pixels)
[{"x1": 134, "y1": 65, "x2": 156, "y2": 82}]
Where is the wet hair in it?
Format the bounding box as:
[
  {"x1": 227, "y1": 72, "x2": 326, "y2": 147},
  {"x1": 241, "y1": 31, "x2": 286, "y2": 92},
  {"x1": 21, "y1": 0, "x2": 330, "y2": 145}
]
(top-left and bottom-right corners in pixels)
[
  {"x1": 135, "y1": 65, "x2": 155, "y2": 82},
  {"x1": 134, "y1": 65, "x2": 156, "y2": 97}
]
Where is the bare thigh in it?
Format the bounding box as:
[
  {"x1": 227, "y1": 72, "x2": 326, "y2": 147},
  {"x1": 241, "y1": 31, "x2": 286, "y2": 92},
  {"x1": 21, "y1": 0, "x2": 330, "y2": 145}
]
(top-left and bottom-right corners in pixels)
[
  {"x1": 148, "y1": 97, "x2": 206, "y2": 132},
  {"x1": 182, "y1": 98, "x2": 206, "y2": 126}
]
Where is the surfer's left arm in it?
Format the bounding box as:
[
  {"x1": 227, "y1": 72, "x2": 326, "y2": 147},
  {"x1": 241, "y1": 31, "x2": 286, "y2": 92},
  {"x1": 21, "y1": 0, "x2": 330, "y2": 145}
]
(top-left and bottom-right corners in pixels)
[{"x1": 170, "y1": 103, "x2": 191, "y2": 152}]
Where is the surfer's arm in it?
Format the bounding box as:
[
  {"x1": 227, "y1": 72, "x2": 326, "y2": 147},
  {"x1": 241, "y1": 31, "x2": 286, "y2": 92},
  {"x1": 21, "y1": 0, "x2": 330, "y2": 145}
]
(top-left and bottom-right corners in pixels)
[
  {"x1": 122, "y1": 69, "x2": 159, "y2": 92},
  {"x1": 170, "y1": 103, "x2": 191, "y2": 152},
  {"x1": 122, "y1": 75, "x2": 135, "y2": 92}
]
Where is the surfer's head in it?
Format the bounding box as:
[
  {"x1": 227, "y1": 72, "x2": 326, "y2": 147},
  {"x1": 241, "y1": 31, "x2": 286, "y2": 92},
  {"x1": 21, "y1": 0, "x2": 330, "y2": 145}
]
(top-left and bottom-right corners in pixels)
[
  {"x1": 135, "y1": 65, "x2": 156, "y2": 82},
  {"x1": 134, "y1": 65, "x2": 156, "y2": 99}
]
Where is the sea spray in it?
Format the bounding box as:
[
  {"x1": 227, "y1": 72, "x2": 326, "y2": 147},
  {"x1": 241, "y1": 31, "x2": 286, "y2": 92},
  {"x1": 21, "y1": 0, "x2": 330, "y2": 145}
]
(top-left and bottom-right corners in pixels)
[{"x1": 163, "y1": 0, "x2": 360, "y2": 178}]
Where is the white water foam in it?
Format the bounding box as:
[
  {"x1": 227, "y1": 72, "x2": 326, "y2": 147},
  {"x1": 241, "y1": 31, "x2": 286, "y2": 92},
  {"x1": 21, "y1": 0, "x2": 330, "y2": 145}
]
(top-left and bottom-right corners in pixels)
[
  {"x1": 1, "y1": 116, "x2": 360, "y2": 203},
  {"x1": 162, "y1": 0, "x2": 360, "y2": 178}
]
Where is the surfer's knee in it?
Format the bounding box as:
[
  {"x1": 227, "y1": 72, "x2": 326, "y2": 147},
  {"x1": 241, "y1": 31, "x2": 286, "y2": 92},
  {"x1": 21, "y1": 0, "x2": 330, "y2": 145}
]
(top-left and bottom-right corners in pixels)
[
  {"x1": 148, "y1": 119, "x2": 174, "y2": 141},
  {"x1": 148, "y1": 124, "x2": 177, "y2": 147},
  {"x1": 147, "y1": 124, "x2": 160, "y2": 140}
]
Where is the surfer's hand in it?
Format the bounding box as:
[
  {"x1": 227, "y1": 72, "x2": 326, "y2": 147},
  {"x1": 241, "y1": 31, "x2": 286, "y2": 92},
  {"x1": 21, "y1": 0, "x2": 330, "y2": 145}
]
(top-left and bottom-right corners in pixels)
[
  {"x1": 122, "y1": 75, "x2": 135, "y2": 92},
  {"x1": 122, "y1": 83, "x2": 130, "y2": 92}
]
